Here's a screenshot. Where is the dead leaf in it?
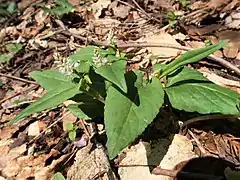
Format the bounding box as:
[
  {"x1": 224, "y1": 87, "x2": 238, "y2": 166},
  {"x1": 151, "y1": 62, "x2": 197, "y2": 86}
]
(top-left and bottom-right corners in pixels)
[
  {"x1": 225, "y1": 11, "x2": 240, "y2": 29},
  {"x1": 0, "y1": 144, "x2": 26, "y2": 169},
  {"x1": 2, "y1": 159, "x2": 21, "y2": 177},
  {"x1": 28, "y1": 121, "x2": 40, "y2": 136},
  {"x1": 91, "y1": 0, "x2": 111, "y2": 19},
  {"x1": 218, "y1": 30, "x2": 240, "y2": 49},
  {"x1": 142, "y1": 32, "x2": 181, "y2": 58},
  {"x1": 35, "y1": 10, "x2": 49, "y2": 26},
  {"x1": 0, "y1": 125, "x2": 19, "y2": 140},
  {"x1": 0, "y1": 145, "x2": 10, "y2": 156},
  {"x1": 186, "y1": 41, "x2": 205, "y2": 49},
  {"x1": 113, "y1": 5, "x2": 131, "y2": 19},
  {"x1": 207, "y1": 0, "x2": 230, "y2": 9},
  {"x1": 223, "y1": 46, "x2": 239, "y2": 59},
  {"x1": 18, "y1": 0, "x2": 36, "y2": 10}
]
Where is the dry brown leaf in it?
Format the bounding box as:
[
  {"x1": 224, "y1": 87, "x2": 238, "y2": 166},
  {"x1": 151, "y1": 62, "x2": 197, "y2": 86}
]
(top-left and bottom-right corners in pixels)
[
  {"x1": 0, "y1": 144, "x2": 26, "y2": 169},
  {"x1": 218, "y1": 30, "x2": 240, "y2": 49},
  {"x1": 186, "y1": 41, "x2": 205, "y2": 49},
  {"x1": 223, "y1": 46, "x2": 239, "y2": 59},
  {"x1": 28, "y1": 121, "x2": 40, "y2": 137},
  {"x1": 35, "y1": 10, "x2": 49, "y2": 26},
  {"x1": 113, "y1": 5, "x2": 131, "y2": 19},
  {"x1": 207, "y1": 0, "x2": 230, "y2": 9},
  {"x1": 142, "y1": 32, "x2": 181, "y2": 58},
  {"x1": 2, "y1": 159, "x2": 21, "y2": 177},
  {"x1": 91, "y1": 0, "x2": 111, "y2": 19},
  {"x1": 0, "y1": 125, "x2": 19, "y2": 140},
  {"x1": 225, "y1": 11, "x2": 240, "y2": 29}
]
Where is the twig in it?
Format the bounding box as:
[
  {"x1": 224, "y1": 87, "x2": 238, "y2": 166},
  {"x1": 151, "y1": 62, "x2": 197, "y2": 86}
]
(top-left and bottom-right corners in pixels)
[
  {"x1": 4, "y1": 100, "x2": 35, "y2": 109},
  {"x1": 0, "y1": 72, "x2": 38, "y2": 85},
  {"x1": 182, "y1": 114, "x2": 240, "y2": 128},
  {"x1": 0, "y1": 92, "x2": 21, "y2": 104},
  {"x1": 79, "y1": 119, "x2": 90, "y2": 138},
  {"x1": 188, "y1": 129, "x2": 207, "y2": 155},
  {"x1": 116, "y1": 42, "x2": 240, "y2": 77},
  {"x1": 29, "y1": 111, "x2": 71, "y2": 144}
]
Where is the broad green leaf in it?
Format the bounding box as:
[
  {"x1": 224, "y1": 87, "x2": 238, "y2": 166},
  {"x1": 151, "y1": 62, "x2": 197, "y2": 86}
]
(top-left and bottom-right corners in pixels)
[
  {"x1": 6, "y1": 2, "x2": 17, "y2": 14},
  {"x1": 95, "y1": 60, "x2": 127, "y2": 93},
  {"x1": 53, "y1": 172, "x2": 66, "y2": 180},
  {"x1": 105, "y1": 71, "x2": 165, "y2": 159},
  {"x1": 225, "y1": 167, "x2": 240, "y2": 180},
  {"x1": 69, "y1": 131, "x2": 76, "y2": 141},
  {"x1": 68, "y1": 94, "x2": 104, "y2": 120},
  {"x1": 0, "y1": 54, "x2": 11, "y2": 63},
  {"x1": 69, "y1": 46, "x2": 95, "y2": 63},
  {"x1": 29, "y1": 70, "x2": 73, "y2": 91},
  {"x1": 166, "y1": 67, "x2": 209, "y2": 87},
  {"x1": 6, "y1": 43, "x2": 22, "y2": 54},
  {"x1": 153, "y1": 63, "x2": 166, "y2": 73},
  {"x1": 44, "y1": 0, "x2": 74, "y2": 15},
  {"x1": 9, "y1": 85, "x2": 79, "y2": 125},
  {"x1": 159, "y1": 40, "x2": 228, "y2": 78},
  {"x1": 165, "y1": 82, "x2": 240, "y2": 114},
  {"x1": 89, "y1": 70, "x2": 108, "y2": 98},
  {"x1": 66, "y1": 123, "x2": 73, "y2": 131}
]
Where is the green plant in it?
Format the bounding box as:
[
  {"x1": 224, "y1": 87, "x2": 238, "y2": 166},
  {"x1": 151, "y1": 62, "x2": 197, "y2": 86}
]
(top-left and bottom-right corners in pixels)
[
  {"x1": 53, "y1": 172, "x2": 66, "y2": 180},
  {"x1": 167, "y1": 12, "x2": 178, "y2": 27},
  {"x1": 177, "y1": 0, "x2": 192, "y2": 8},
  {"x1": 0, "y1": 1, "x2": 17, "y2": 17},
  {"x1": 43, "y1": 0, "x2": 74, "y2": 16},
  {"x1": 204, "y1": 39, "x2": 213, "y2": 47},
  {"x1": 66, "y1": 123, "x2": 78, "y2": 141},
  {"x1": 225, "y1": 167, "x2": 240, "y2": 180},
  {"x1": 0, "y1": 43, "x2": 22, "y2": 63},
  {"x1": 9, "y1": 40, "x2": 240, "y2": 159}
]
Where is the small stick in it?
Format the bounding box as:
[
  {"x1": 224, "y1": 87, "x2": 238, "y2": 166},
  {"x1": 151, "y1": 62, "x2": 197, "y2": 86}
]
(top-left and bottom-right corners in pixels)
[
  {"x1": 0, "y1": 72, "x2": 38, "y2": 85},
  {"x1": 0, "y1": 92, "x2": 21, "y2": 104},
  {"x1": 188, "y1": 129, "x2": 207, "y2": 155},
  {"x1": 182, "y1": 114, "x2": 240, "y2": 128},
  {"x1": 29, "y1": 111, "x2": 71, "y2": 144}
]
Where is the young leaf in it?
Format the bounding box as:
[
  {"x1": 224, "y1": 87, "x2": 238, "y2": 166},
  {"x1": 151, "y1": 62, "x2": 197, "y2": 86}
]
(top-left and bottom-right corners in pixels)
[
  {"x1": 69, "y1": 131, "x2": 76, "y2": 141},
  {"x1": 166, "y1": 67, "x2": 209, "y2": 87},
  {"x1": 6, "y1": 43, "x2": 22, "y2": 54},
  {"x1": 69, "y1": 46, "x2": 95, "y2": 63},
  {"x1": 53, "y1": 172, "x2": 66, "y2": 180},
  {"x1": 0, "y1": 54, "x2": 11, "y2": 63},
  {"x1": 29, "y1": 70, "x2": 73, "y2": 91},
  {"x1": 66, "y1": 123, "x2": 73, "y2": 131},
  {"x1": 44, "y1": 0, "x2": 74, "y2": 16},
  {"x1": 9, "y1": 85, "x2": 79, "y2": 125},
  {"x1": 158, "y1": 40, "x2": 228, "y2": 78},
  {"x1": 105, "y1": 71, "x2": 165, "y2": 159},
  {"x1": 165, "y1": 82, "x2": 240, "y2": 114},
  {"x1": 95, "y1": 60, "x2": 127, "y2": 93}
]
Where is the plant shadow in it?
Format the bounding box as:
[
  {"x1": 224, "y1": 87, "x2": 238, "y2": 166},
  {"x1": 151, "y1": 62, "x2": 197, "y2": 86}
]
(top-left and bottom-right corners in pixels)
[
  {"x1": 174, "y1": 156, "x2": 236, "y2": 180},
  {"x1": 141, "y1": 111, "x2": 240, "y2": 179}
]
